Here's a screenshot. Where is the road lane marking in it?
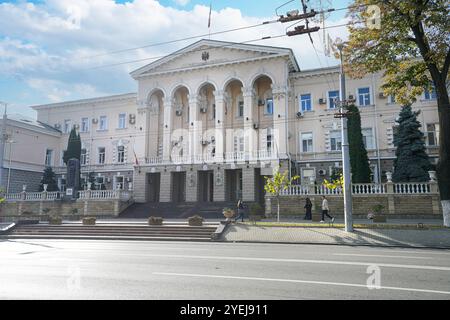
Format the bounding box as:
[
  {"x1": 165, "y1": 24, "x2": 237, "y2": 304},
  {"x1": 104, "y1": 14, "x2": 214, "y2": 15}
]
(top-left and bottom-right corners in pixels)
[
  {"x1": 2, "y1": 251, "x2": 450, "y2": 271},
  {"x1": 153, "y1": 272, "x2": 450, "y2": 296},
  {"x1": 333, "y1": 253, "x2": 430, "y2": 259},
  {"x1": 136, "y1": 254, "x2": 450, "y2": 271}
]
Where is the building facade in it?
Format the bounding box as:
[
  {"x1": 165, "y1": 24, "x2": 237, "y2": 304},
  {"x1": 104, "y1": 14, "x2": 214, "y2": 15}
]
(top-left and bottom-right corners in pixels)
[{"x1": 9, "y1": 39, "x2": 439, "y2": 204}]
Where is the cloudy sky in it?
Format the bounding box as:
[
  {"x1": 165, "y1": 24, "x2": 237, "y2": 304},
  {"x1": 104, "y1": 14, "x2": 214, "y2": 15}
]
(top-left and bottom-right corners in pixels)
[{"x1": 0, "y1": 0, "x2": 351, "y2": 117}]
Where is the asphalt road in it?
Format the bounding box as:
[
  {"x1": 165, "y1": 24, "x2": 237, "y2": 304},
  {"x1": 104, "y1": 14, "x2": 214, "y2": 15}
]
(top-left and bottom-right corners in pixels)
[{"x1": 1, "y1": 239, "x2": 450, "y2": 300}]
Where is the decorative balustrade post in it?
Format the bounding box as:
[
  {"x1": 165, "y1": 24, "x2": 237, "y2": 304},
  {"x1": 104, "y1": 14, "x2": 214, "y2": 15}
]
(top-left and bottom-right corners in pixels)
[
  {"x1": 265, "y1": 197, "x2": 272, "y2": 218},
  {"x1": 385, "y1": 172, "x2": 395, "y2": 215}
]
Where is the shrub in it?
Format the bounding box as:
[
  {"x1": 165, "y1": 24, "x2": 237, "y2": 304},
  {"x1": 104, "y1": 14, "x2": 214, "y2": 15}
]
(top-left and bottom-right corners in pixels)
[
  {"x1": 49, "y1": 215, "x2": 62, "y2": 225},
  {"x1": 148, "y1": 216, "x2": 163, "y2": 225},
  {"x1": 188, "y1": 215, "x2": 204, "y2": 226},
  {"x1": 82, "y1": 217, "x2": 96, "y2": 225}
]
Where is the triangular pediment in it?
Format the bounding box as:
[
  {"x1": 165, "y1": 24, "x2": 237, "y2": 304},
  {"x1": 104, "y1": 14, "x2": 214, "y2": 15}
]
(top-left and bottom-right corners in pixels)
[{"x1": 131, "y1": 39, "x2": 299, "y2": 78}]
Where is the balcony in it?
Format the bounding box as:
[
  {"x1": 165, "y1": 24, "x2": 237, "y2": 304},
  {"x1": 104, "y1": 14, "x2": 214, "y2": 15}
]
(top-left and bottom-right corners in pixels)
[{"x1": 140, "y1": 150, "x2": 278, "y2": 166}]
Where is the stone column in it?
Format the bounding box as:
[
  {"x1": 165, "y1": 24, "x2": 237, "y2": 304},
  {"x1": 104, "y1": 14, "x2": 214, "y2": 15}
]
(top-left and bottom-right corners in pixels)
[
  {"x1": 133, "y1": 169, "x2": 148, "y2": 203},
  {"x1": 242, "y1": 167, "x2": 256, "y2": 202},
  {"x1": 386, "y1": 180, "x2": 395, "y2": 215},
  {"x1": 159, "y1": 170, "x2": 172, "y2": 203},
  {"x1": 162, "y1": 98, "x2": 173, "y2": 162},
  {"x1": 188, "y1": 95, "x2": 201, "y2": 163},
  {"x1": 185, "y1": 170, "x2": 198, "y2": 202},
  {"x1": 242, "y1": 87, "x2": 257, "y2": 161},
  {"x1": 213, "y1": 167, "x2": 226, "y2": 202},
  {"x1": 214, "y1": 91, "x2": 226, "y2": 162},
  {"x1": 272, "y1": 85, "x2": 288, "y2": 158}
]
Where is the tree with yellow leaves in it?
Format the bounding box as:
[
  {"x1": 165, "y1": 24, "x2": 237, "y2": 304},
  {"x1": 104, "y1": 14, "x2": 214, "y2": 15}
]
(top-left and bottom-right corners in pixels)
[{"x1": 264, "y1": 168, "x2": 299, "y2": 222}]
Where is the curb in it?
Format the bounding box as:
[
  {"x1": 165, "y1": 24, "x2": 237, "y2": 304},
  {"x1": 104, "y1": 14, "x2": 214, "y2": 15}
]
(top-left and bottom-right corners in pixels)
[{"x1": 223, "y1": 239, "x2": 450, "y2": 250}]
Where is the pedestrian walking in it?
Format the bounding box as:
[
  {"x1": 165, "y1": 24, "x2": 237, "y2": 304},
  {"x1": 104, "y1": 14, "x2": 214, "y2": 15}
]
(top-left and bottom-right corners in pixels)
[
  {"x1": 320, "y1": 196, "x2": 335, "y2": 223},
  {"x1": 304, "y1": 197, "x2": 312, "y2": 220},
  {"x1": 235, "y1": 199, "x2": 245, "y2": 222}
]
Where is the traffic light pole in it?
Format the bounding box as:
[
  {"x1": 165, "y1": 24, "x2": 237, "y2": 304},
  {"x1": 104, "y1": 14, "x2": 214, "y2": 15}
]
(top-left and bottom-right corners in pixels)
[{"x1": 337, "y1": 44, "x2": 353, "y2": 232}]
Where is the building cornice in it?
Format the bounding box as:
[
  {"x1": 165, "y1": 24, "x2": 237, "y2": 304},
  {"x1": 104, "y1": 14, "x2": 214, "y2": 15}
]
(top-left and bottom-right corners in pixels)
[
  {"x1": 134, "y1": 54, "x2": 291, "y2": 80},
  {"x1": 31, "y1": 93, "x2": 137, "y2": 111}
]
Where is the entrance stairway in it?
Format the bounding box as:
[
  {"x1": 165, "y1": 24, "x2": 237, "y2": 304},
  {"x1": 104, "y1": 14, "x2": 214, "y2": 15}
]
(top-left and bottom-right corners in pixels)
[
  {"x1": 6, "y1": 223, "x2": 219, "y2": 242},
  {"x1": 119, "y1": 202, "x2": 238, "y2": 219}
]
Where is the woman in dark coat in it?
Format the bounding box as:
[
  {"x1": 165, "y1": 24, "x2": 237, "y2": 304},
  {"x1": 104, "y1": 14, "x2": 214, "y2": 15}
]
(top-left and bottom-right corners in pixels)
[{"x1": 304, "y1": 198, "x2": 312, "y2": 220}]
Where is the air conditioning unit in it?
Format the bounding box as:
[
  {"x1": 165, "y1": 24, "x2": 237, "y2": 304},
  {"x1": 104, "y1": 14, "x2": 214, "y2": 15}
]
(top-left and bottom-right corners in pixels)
[
  {"x1": 379, "y1": 92, "x2": 386, "y2": 99},
  {"x1": 210, "y1": 136, "x2": 215, "y2": 143},
  {"x1": 54, "y1": 124, "x2": 61, "y2": 129},
  {"x1": 319, "y1": 98, "x2": 327, "y2": 105},
  {"x1": 175, "y1": 109, "x2": 182, "y2": 116},
  {"x1": 253, "y1": 123, "x2": 259, "y2": 130},
  {"x1": 129, "y1": 114, "x2": 136, "y2": 124},
  {"x1": 92, "y1": 118, "x2": 99, "y2": 124},
  {"x1": 74, "y1": 124, "x2": 80, "y2": 129},
  {"x1": 258, "y1": 99, "x2": 265, "y2": 106},
  {"x1": 318, "y1": 169, "x2": 327, "y2": 176},
  {"x1": 348, "y1": 94, "x2": 354, "y2": 100},
  {"x1": 200, "y1": 140, "x2": 209, "y2": 146},
  {"x1": 296, "y1": 111, "x2": 304, "y2": 118},
  {"x1": 200, "y1": 107, "x2": 208, "y2": 113}
]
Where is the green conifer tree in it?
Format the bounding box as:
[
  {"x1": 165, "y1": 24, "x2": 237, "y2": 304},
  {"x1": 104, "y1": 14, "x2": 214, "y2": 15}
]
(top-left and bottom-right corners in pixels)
[
  {"x1": 39, "y1": 167, "x2": 59, "y2": 192},
  {"x1": 63, "y1": 128, "x2": 82, "y2": 164},
  {"x1": 347, "y1": 105, "x2": 371, "y2": 183},
  {"x1": 392, "y1": 105, "x2": 432, "y2": 182}
]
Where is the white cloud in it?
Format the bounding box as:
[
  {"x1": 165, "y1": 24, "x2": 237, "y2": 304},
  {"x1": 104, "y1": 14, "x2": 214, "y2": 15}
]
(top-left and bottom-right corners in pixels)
[{"x1": 0, "y1": 0, "x2": 348, "y2": 109}]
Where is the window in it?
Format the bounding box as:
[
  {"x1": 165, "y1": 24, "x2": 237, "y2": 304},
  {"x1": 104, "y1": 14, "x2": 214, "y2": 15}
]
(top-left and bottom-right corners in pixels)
[
  {"x1": 265, "y1": 98, "x2": 273, "y2": 115},
  {"x1": 301, "y1": 132, "x2": 314, "y2": 153},
  {"x1": 388, "y1": 94, "x2": 396, "y2": 104},
  {"x1": 80, "y1": 149, "x2": 87, "y2": 165},
  {"x1": 424, "y1": 85, "x2": 437, "y2": 100},
  {"x1": 267, "y1": 130, "x2": 273, "y2": 152},
  {"x1": 238, "y1": 100, "x2": 244, "y2": 117},
  {"x1": 115, "y1": 176, "x2": 124, "y2": 190},
  {"x1": 45, "y1": 149, "x2": 53, "y2": 167},
  {"x1": 98, "y1": 147, "x2": 106, "y2": 164},
  {"x1": 96, "y1": 176, "x2": 105, "y2": 190},
  {"x1": 426, "y1": 123, "x2": 440, "y2": 146},
  {"x1": 328, "y1": 90, "x2": 340, "y2": 109},
  {"x1": 117, "y1": 146, "x2": 125, "y2": 163},
  {"x1": 358, "y1": 87, "x2": 371, "y2": 106},
  {"x1": 81, "y1": 118, "x2": 89, "y2": 133},
  {"x1": 234, "y1": 135, "x2": 244, "y2": 153},
  {"x1": 330, "y1": 130, "x2": 342, "y2": 151},
  {"x1": 64, "y1": 120, "x2": 71, "y2": 134},
  {"x1": 59, "y1": 177, "x2": 66, "y2": 192},
  {"x1": 118, "y1": 113, "x2": 126, "y2": 129},
  {"x1": 362, "y1": 128, "x2": 374, "y2": 150},
  {"x1": 300, "y1": 94, "x2": 312, "y2": 112},
  {"x1": 99, "y1": 116, "x2": 108, "y2": 131}
]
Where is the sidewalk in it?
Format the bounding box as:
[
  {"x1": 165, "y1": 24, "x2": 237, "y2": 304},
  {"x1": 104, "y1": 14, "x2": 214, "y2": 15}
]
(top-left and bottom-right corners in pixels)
[{"x1": 222, "y1": 224, "x2": 450, "y2": 248}]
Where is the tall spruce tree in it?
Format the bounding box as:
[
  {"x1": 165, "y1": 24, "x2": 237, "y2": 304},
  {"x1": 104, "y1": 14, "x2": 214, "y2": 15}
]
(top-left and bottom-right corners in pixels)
[
  {"x1": 39, "y1": 167, "x2": 59, "y2": 192},
  {"x1": 63, "y1": 128, "x2": 82, "y2": 164},
  {"x1": 347, "y1": 105, "x2": 371, "y2": 183},
  {"x1": 392, "y1": 105, "x2": 432, "y2": 182}
]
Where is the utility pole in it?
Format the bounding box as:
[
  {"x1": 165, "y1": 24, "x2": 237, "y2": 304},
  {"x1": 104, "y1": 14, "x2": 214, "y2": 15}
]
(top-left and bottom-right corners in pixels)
[
  {"x1": 334, "y1": 43, "x2": 354, "y2": 232},
  {"x1": 0, "y1": 102, "x2": 7, "y2": 191}
]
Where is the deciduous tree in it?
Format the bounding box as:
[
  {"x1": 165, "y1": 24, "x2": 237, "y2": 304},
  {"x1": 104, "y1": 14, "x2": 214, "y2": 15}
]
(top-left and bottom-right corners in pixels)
[{"x1": 344, "y1": 0, "x2": 450, "y2": 225}]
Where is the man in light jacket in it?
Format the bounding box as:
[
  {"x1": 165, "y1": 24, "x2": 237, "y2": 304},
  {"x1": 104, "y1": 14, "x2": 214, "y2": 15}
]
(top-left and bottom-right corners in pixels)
[{"x1": 320, "y1": 196, "x2": 335, "y2": 223}]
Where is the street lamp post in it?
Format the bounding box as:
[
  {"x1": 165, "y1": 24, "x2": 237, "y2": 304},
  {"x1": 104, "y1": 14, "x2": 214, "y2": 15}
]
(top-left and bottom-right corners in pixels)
[
  {"x1": 0, "y1": 102, "x2": 7, "y2": 191},
  {"x1": 336, "y1": 43, "x2": 354, "y2": 232}
]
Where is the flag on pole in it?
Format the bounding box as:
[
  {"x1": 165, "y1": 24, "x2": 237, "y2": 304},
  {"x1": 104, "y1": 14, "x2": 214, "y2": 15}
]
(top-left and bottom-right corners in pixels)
[
  {"x1": 133, "y1": 149, "x2": 139, "y2": 166},
  {"x1": 208, "y1": 2, "x2": 212, "y2": 28}
]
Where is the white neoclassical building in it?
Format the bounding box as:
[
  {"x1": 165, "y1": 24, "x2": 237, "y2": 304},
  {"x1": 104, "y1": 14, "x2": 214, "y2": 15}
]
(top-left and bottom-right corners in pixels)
[{"x1": 5, "y1": 39, "x2": 440, "y2": 203}]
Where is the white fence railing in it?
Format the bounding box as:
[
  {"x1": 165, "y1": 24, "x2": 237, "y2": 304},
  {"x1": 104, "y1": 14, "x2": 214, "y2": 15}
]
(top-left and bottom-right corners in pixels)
[
  {"x1": 393, "y1": 183, "x2": 431, "y2": 194},
  {"x1": 276, "y1": 182, "x2": 436, "y2": 196},
  {"x1": 4, "y1": 190, "x2": 132, "y2": 202}
]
